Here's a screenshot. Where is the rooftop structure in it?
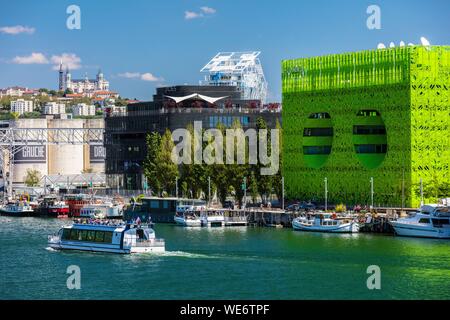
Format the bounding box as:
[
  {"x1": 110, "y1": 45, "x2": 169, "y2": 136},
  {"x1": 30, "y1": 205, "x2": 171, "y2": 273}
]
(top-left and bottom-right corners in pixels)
[{"x1": 200, "y1": 51, "x2": 268, "y2": 103}]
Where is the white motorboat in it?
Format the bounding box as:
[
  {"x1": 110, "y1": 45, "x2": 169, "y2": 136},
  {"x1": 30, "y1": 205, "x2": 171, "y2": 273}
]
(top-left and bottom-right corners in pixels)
[
  {"x1": 174, "y1": 214, "x2": 202, "y2": 227},
  {"x1": 174, "y1": 205, "x2": 202, "y2": 227},
  {"x1": 390, "y1": 204, "x2": 450, "y2": 239},
  {"x1": 48, "y1": 220, "x2": 165, "y2": 254},
  {"x1": 292, "y1": 213, "x2": 359, "y2": 233}
]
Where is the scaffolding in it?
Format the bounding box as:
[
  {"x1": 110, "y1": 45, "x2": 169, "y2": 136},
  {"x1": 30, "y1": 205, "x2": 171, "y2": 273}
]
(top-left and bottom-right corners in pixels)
[
  {"x1": 0, "y1": 127, "x2": 104, "y2": 199},
  {"x1": 200, "y1": 51, "x2": 268, "y2": 103}
]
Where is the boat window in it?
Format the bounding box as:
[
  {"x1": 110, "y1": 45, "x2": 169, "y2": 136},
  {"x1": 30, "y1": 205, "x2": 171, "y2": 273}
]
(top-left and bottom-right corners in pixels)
[
  {"x1": 418, "y1": 218, "x2": 430, "y2": 224},
  {"x1": 70, "y1": 229, "x2": 80, "y2": 240},
  {"x1": 432, "y1": 219, "x2": 450, "y2": 227},
  {"x1": 87, "y1": 230, "x2": 96, "y2": 242},
  {"x1": 62, "y1": 228, "x2": 71, "y2": 240},
  {"x1": 104, "y1": 232, "x2": 113, "y2": 244},
  {"x1": 150, "y1": 201, "x2": 159, "y2": 209},
  {"x1": 94, "y1": 231, "x2": 105, "y2": 242},
  {"x1": 79, "y1": 230, "x2": 88, "y2": 241},
  {"x1": 163, "y1": 201, "x2": 169, "y2": 209}
]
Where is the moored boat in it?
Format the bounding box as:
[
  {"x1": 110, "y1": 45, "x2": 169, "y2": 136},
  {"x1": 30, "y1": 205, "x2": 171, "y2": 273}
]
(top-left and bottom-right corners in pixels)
[
  {"x1": 36, "y1": 196, "x2": 69, "y2": 218},
  {"x1": 389, "y1": 204, "x2": 450, "y2": 239},
  {"x1": 48, "y1": 219, "x2": 165, "y2": 254},
  {"x1": 292, "y1": 213, "x2": 359, "y2": 233},
  {"x1": 0, "y1": 202, "x2": 35, "y2": 217},
  {"x1": 174, "y1": 206, "x2": 202, "y2": 227}
]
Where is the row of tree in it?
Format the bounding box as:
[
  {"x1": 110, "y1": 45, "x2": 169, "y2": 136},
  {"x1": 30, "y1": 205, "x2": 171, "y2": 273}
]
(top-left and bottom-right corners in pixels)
[{"x1": 143, "y1": 117, "x2": 283, "y2": 206}]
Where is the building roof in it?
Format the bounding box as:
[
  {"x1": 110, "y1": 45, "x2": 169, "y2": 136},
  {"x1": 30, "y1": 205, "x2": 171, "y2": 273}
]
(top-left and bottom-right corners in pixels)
[{"x1": 165, "y1": 93, "x2": 228, "y2": 104}]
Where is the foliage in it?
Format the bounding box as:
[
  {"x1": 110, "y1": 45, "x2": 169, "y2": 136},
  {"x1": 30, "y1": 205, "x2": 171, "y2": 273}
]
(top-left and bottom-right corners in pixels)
[
  {"x1": 335, "y1": 203, "x2": 346, "y2": 213},
  {"x1": 24, "y1": 169, "x2": 41, "y2": 187}
]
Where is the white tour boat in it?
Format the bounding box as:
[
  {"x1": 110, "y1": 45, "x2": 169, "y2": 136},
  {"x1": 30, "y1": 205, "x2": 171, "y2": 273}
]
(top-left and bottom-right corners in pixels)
[
  {"x1": 48, "y1": 220, "x2": 165, "y2": 254},
  {"x1": 292, "y1": 213, "x2": 359, "y2": 233},
  {"x1": 390, "y1": 204, "x2": 450, "y2": 239}
]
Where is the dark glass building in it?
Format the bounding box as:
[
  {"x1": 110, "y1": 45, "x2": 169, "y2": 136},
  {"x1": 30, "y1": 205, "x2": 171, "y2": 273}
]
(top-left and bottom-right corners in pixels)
[{"x1": 105, "y1": 85, "x2": 281, "y2": 190}]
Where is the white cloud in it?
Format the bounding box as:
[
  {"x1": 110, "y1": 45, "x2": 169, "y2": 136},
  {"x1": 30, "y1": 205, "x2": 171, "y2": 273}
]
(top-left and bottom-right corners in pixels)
[
  {"x1": 200, "y1": 6, "x2": 216, "y2": 14},
  {"x1": 12, "y1": 52, "x2": 48, "y2": 64},
  {"x1": 118, "y1": 72, "x2": 141, "y2": 78},
  {"x1": 118, "y1": 72, "x2": 163, "y2": 82},
  {"x1": 0, "y1": 25, "x2": 35, "y2": 35},
  {"x1": 50, "y1": 53, "x2": 82, "y2": 70},
  {"x1": 140, "y1": 73, "x2": 162, "y2": 81},
  {"x1": 185, "y1": 11, "x2": 203, "y2": 20}
]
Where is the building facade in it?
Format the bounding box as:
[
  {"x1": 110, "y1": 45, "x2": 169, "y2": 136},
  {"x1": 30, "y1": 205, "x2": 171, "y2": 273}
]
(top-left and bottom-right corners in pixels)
[
  {"x1": 44, "y1": 102, "x2": 66, "y2": 115},
  {"x1": 72, "y1": 103, "x2": 96, "y2": 116},
  {"x1": 59, "y1": 63, "x2": 109, "y2": 94},
  {"x1": 10, "y1": 99, "x2": 34, "y2": 115},
  {"x1": 282, "y1": 45, "x2": 450, "y2": 208},
  {"x1": 105, "y1": 85, "x2": 281, "y2": 190}
]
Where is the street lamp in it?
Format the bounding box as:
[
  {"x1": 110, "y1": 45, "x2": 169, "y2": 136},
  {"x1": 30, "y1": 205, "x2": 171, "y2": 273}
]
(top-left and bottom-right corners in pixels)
[{"x1": 370, "y1": 177, "x2": 374, "y2": 209}]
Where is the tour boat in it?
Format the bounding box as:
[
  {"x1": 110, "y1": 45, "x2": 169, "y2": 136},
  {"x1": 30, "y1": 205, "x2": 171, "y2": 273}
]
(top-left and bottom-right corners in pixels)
[
  {"x1": 0, "y1": 202, "x2": 35, "y2": 217},
  {"x1": 48, "y1": 220, "x2": 165, "y2": 254},
  {"x1": 292, "y1": 213, "x2": 360, "y2": 233},
  {"x1": 36, "y1": 196, "x2": 69, "y2": 218},
  {"x1": 390, "y1": 204, "x2": 450, "y2": 239}
]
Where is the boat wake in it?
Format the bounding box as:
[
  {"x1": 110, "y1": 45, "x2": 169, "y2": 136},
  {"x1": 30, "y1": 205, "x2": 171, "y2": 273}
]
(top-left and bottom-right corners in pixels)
[
  {"x1": 151, "y1": 251, "x2": 215, "y2": 259},
  {"x1": 45, "y1": 247, "x2": 58, "y2": 252}
]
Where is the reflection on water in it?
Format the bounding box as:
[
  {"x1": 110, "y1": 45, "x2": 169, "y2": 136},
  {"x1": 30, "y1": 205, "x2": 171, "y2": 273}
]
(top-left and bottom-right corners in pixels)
[{"x1": 1, "y1": 216, "x2": 450, "y2": 300}]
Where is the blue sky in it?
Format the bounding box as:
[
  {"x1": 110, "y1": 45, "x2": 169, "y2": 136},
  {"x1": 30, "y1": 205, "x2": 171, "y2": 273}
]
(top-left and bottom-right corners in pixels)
[{"x1": 1, "y1": 0, "x2": 449, "y2": 102}]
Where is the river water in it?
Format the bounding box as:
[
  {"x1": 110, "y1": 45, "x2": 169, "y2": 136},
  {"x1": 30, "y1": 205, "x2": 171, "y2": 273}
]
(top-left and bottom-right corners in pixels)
[{"x1": 1, "y1": 216, "x2": 449, "y2": 299}]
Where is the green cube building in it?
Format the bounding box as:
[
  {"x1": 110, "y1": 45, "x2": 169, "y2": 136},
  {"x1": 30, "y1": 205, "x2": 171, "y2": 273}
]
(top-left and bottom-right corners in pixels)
[{"x1": 282, "y1": 46, "x2": 450, "y2": 208}]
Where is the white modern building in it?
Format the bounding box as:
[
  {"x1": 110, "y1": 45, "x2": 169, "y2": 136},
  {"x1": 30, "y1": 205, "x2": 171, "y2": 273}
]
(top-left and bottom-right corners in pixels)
[
  {"x1": 10, "y1": 99, "x2": 34, "y2": 115},
  {"x1": 72, "y1": 103, "x2": 96, "y2": 116},
  {"x1": 200, "y1": 51, "x2": 268, "y2": 103},
  {"x1": 44, "y1": 102, "x2": 66, "y2": 115}
]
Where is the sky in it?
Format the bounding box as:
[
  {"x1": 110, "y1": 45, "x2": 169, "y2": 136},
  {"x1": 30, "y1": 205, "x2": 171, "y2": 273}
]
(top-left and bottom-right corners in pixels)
[{"x1": 0, "y1": 0, "x2": 449, "y2": 102}]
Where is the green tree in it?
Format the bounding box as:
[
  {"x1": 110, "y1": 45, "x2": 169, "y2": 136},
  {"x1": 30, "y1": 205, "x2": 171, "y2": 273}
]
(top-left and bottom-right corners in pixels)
[
  {"x1": 211, "y1": 122, "x2": 229, "y2": 205},
  {"x1": 155, "y1": 129, "x2": 178, "y2": 195},
  {"x1": 272, "y1": 119, "x2": 283, "y2": 203},
  {"x1": 255, "y1": 117, "x2": 272, "y2": 204},
  {"x1": 24, "y1": 169, "x2": 41, "y2": 187},
  {"x1": 143, "y1": 132, "x2": 162, "y2": 194},
  {"x1": 227, "y1": 119, "x2": 249, "y2": 207}
]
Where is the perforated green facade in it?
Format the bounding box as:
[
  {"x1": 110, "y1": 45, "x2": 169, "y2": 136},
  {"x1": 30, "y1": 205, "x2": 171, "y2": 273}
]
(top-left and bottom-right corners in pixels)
[{"x1": 282, "y1": 46, "x2": 450, "y2": 207}]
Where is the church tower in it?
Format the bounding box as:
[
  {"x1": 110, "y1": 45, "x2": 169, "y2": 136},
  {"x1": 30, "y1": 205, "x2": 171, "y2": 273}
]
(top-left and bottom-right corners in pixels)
[{"x1": 58, "y1": 60, "x2": 64, "y2": 91}]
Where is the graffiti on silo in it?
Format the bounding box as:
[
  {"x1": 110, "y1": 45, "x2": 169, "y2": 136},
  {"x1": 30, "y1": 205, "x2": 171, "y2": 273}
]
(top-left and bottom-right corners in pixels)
[{"x1": 14, "y1": 146, "x2": 46, "y2": 163}]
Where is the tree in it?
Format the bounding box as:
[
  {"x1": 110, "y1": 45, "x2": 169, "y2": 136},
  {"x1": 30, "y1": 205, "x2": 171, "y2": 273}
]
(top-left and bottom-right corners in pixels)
[
  {"x1": 255, "y1": 117, "x2": 272, "y2": 204},
  {"x1": 211, "y1": 122, "x2": 230, "y2": 205},
  {"x1": 227, "y1": 119, "x2": 249, "y2": 207},
  {"x1": 24, "y1": 169, "x2": 41, "y2": 187},
  {"x1": 272, "y1": 119, "x2": 283, "y2": 203},
  {"x1": 143, "y1": 131, "x2": 162, "y2": 195},
  {"x1": 155, "y1": 129, "x2": 178, "y2": 195}
]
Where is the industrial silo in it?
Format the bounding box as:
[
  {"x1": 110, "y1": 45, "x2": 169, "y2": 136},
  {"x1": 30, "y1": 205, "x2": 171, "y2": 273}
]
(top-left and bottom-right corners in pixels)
[
  {"x1": 48, "y1": 119, "x2": 84, "y2": 175},
  {"x1": 12, "y1": 119, "x2": 48, "y2": 184}
]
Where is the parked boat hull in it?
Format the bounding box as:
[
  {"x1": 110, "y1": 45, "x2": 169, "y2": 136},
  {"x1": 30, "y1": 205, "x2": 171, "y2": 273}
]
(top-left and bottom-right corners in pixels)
[
  {"x1": 390, "y1": 222, "x2": 450, "y2": 239},
  {"x1": 174, "y1": 216, "x2": 202, "y2": 227},
  {"x1": 293, "y1": 220, "x2": 359, "y2": 233}
]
